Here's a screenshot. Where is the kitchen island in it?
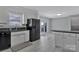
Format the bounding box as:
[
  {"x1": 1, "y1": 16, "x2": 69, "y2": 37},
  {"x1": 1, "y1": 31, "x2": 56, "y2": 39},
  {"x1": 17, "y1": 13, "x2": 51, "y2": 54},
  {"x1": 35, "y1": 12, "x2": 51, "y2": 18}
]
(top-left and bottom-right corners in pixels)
[{"x1": 51, "y1": 30, "x2": 79, "y2": 52}]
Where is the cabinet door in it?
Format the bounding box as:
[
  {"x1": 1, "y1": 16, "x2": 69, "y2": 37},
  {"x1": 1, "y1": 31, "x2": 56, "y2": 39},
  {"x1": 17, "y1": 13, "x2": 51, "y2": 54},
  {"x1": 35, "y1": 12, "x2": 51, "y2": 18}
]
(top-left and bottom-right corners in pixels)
[
  {"x1": 11, "y1": 32, "x2": 25, "y2": 47},
  {"x1": 49, "y1": 32, "x2": 56, "y2": 39},
  {"x1": 55, "y1": 32, "x2": 64, "y2": 48},
  {"x1": 63, "y1": 33, "x2": 76, "y2": 51},
  {"x1": 0, "y1": 36, "x2": 10, "y2": 50},
  {"x1": 76, "y1": 34, "x2": 79, "y2": 52},
  {"x1": 25, "y1": 31, "x2": 29, "y2": 42}
]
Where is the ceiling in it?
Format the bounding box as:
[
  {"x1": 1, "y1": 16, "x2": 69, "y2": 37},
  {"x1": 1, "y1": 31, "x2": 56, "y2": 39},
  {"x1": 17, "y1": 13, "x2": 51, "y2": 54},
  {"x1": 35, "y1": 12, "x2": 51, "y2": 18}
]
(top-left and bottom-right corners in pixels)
[{"x1": 25, "y1": 6, "x2": 79, "y2": 18}]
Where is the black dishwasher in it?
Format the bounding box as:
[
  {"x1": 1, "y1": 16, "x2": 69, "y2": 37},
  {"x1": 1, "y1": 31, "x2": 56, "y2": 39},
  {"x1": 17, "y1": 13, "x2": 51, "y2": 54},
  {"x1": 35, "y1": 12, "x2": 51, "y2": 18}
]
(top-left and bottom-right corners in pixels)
[{"x1": 0, "y1": 31, "x2": 11, "y2": 50}]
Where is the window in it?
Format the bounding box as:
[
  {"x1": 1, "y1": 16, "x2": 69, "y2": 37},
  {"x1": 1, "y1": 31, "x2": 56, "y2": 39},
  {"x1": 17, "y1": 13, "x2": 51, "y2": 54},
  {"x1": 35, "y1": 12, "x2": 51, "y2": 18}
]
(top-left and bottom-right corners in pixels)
[{"x1": 9, "y1": 12, "x2": 24, "y2": 27}]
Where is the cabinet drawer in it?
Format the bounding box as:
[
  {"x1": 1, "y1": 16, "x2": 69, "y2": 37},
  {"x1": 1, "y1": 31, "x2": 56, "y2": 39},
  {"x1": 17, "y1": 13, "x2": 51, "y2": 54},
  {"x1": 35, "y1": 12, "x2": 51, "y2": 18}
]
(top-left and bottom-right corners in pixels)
[
  {"x1": 11, "y1": 34, "x2": 25, "y2": 47},
  {"x1": 63, "y1": 33, "x2": 70, "y2": 36},
  {"x1": 69, "y1": 33, "x2": 76, "y2": 37}
]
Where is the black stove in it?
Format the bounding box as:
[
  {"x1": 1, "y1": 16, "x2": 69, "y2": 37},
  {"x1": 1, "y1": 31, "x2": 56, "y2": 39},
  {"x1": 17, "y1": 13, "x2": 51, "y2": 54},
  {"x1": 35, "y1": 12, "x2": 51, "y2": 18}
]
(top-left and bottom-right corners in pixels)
[{"x1": 0, "y1": 29, "x2": 11, "y2": 51}]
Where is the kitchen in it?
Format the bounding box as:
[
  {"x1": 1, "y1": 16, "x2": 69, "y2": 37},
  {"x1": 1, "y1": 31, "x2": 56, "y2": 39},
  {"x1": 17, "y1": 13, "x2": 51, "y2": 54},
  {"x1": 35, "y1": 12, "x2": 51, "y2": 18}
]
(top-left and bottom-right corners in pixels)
[
  {"x1": 0, "y1": 6, "x2": 40, "y2": 52},
  {"x1": 1, "y1": 6, "x2": 79, "y2": 52}
]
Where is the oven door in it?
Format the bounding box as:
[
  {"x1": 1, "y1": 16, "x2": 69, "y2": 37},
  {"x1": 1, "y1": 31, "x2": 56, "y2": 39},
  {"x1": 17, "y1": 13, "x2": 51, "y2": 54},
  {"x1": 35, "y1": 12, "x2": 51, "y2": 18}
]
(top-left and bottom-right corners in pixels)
[{"x1": 0, "y1": 32, "x2": 11, "y2": 50}]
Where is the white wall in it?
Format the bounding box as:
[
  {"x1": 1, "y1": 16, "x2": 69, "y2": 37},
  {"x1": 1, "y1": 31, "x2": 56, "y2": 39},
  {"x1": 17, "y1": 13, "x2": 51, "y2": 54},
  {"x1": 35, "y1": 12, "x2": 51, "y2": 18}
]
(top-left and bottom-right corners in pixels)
[
  {"x1": 50, "y1": 17, "x2": 71, "y2": 31},
  {"x1": 0, "y1": 7, "x2": 8, "y2": 23}
]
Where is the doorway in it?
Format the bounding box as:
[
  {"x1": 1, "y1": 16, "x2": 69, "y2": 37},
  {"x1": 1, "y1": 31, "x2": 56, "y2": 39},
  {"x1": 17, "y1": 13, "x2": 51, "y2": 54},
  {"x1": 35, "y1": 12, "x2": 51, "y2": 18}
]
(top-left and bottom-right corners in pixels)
[
  {"x1": 41, "y1": 22, "x2": 47, "y2": 32},
  {"x1": 40, "y1": 21, "x2": 47, "y2": 36}
]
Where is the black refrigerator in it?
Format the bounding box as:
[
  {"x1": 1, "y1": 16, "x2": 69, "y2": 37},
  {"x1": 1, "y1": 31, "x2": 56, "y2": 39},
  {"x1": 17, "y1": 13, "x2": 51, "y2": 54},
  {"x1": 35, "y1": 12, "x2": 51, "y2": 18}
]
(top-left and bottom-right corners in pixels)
[{"x1": 27, "y1": 18, "x2": 40, "y2": 42}]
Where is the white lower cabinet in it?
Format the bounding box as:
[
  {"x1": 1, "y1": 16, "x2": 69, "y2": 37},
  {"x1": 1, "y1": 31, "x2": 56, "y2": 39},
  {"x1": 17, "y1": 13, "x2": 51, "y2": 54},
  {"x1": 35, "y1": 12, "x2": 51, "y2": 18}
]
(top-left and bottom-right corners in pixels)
[
  {"x1": 55, "y1": 32, "x2": 64, "y2": 48},
  {"x1": 53, "y1": 31, "x2": 79, "y2": 51},
  {"x1": 76, "y1": 34, "x2": 79, "y2": 52},
  {"x1": 63, "y1": 33, "x2": 76, "y2": 51},
  {"x1": 52, "y1": 32, "x2": 57, "y2": 40},
  {"x1": 11, "y1": 31, "x2": 29, "y2": 47},
  {"x1": 25, "y1": 31, "x2": 29, "y2": 42}
]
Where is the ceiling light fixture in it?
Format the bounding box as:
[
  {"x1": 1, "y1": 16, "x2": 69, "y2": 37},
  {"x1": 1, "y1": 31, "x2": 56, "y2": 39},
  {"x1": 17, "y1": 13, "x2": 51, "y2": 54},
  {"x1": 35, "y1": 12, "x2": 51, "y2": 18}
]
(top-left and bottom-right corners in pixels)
[{"x1": 57, "y1": 14, "x2": 62, "y2": 16}]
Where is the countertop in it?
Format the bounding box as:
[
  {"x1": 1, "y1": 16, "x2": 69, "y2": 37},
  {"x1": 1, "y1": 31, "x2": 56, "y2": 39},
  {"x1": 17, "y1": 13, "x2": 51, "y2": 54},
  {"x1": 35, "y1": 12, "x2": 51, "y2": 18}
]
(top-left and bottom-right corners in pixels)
[
  {"x1": 51, "y1": 30, "x2": 79, "y2": 34},
  {"x1": 0, "y1": 27, "x2": 29, "y2": 32},
  {"x1": 10, "y1": 29, "x2": 28, "y2": 32},
  {"x1": 10, "y1": 27, "x2": 28, "y2": 32}
]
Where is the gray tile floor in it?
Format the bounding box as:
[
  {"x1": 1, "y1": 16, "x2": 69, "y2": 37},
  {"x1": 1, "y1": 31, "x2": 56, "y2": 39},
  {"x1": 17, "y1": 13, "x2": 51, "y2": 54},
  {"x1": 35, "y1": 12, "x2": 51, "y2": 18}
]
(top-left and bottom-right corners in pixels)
[{"x1": 1, "y1": 33, "x2": 63, "y2": 52}]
